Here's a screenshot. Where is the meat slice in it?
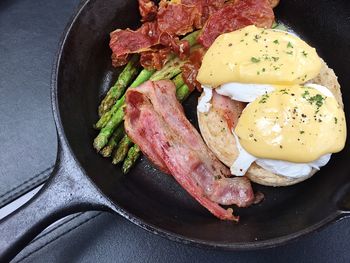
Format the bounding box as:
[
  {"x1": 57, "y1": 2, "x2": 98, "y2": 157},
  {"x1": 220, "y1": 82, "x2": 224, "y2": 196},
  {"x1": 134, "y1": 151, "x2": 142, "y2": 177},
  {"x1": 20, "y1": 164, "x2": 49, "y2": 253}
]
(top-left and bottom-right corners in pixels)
[
  {"x1": 124, "y1": 80, "x2": 254, "y2": 221},
  {"x1": 212, "y1": 91, "x2": 246, "y2": 131},
  {"x1": 139, "y1": 0, "x2": 158, "y2": 22},
  {"x1": 198, "y1": 0, "x2": 275, "y2": 48}
]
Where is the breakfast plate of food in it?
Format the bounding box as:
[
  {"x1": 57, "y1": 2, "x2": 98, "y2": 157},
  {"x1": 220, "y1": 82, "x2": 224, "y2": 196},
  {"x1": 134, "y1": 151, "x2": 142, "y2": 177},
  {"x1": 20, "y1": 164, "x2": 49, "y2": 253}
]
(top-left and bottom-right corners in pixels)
[{"x1": 1, "y1": 0, "x2": 349, "y2": 260}]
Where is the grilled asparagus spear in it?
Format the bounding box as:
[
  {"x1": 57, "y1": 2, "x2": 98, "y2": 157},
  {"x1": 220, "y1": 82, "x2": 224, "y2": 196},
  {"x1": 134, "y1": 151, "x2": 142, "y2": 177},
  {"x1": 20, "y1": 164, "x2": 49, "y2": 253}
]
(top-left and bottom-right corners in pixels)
[
  {"x1": 100, "y1": 125, "x2": 125, "y2": 157},
  {"x1": 98, "y1": 55, "x2": 139, "y2": 117}
]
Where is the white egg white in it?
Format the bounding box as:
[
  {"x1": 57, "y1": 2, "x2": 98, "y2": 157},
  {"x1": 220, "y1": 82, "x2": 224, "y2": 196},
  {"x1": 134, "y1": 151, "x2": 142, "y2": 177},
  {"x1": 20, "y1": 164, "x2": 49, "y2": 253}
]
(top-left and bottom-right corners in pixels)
[
  {"x1": 197, "y1": 86, "x2": 213, "y2": 113},
  {"x1": 198, "y1": 82, "x2": 334, "y2": 178},
  {"x1": 216, "y1": 83, "x2": 275, "y2": 102},
  {"x1": 231, "y1": 131, "x2": 331, "y2": 178}
]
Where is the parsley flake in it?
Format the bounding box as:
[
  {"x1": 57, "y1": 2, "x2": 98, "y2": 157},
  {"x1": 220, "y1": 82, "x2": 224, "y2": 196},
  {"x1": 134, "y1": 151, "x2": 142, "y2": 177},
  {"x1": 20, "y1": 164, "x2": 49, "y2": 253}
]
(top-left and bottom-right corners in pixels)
[
  {"x1": 259, "y1": 94, "x2": 269, "y2": 103},
  {"x1": 251, "y1": 57, "x2": 261, "y2": 63}
]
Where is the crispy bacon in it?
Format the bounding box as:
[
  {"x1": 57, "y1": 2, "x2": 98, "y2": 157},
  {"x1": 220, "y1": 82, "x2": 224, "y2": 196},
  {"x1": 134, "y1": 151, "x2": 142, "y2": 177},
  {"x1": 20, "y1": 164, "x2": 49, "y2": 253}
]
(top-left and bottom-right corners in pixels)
[
  {"x1": 111, "y1": 53, "x2": 130, "y2": 68},
  {"x1": 110, "y1": 0, "x2": 225, "y2": 68},
  {"x1": 124, "y1": 80, "x2": 255, "y2": 220},
  {"x1": 110, "y1": 3, "x2": 199, "y2": 67},
  {"x1": 111, "y1": 0, "x2": 275, "y2": 68},
  {"x1": 181, "y1": 46, "x2": 206, "y2": 91},
  {"x1": 182, "y1": 0, "x2": 226, "y2": 27},
  {"x1": 139, "y1": 0, "x2": 158, "y2": 22},
  {"x1": 198, "y1": 0, "x2": 275, "y2": 48},
  {"x1": 157, "y1": 3, "x2": 201, "y2": 35},
  {"x1": 110, "y1": 22, "x2": 157, "y2": 55},
  {"x1": 140, "y1": 47, "x2": 172, "y2": 70}
]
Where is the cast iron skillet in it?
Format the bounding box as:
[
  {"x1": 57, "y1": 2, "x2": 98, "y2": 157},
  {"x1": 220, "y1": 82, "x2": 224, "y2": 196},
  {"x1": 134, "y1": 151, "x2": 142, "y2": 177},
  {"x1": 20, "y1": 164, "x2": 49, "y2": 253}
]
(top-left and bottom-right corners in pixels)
[{"x1": 1, "y1": 0, "x2": 350, "y2": 261}]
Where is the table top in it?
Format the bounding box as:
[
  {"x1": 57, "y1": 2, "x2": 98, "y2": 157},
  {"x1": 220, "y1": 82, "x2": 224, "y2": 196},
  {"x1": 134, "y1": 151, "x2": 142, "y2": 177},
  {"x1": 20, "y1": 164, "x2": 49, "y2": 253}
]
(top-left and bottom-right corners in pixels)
[{"x1": 1, "y1": 0, "x2": 350, "y2": 262}]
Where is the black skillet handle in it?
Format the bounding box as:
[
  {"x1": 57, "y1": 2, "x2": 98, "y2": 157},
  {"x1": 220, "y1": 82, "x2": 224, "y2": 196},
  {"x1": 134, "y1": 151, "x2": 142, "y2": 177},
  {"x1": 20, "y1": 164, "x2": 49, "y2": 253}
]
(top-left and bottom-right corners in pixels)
[{"x1": 0, "y1": 142, "x2": 113, "y2": 262}]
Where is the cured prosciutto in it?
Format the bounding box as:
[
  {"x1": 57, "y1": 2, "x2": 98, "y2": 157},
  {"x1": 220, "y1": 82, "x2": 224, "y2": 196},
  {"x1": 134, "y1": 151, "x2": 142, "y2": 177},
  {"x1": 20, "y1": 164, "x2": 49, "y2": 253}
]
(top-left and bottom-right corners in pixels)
[
  {"x1": 198, "y1": 0, "x2": 275, "y2": 48},
  {"x1": 124, "y1": 80, "x2": 255, "y2": 221},
  {"x1": 110, "y1": 0, "x2": 275, "y2": 69}
]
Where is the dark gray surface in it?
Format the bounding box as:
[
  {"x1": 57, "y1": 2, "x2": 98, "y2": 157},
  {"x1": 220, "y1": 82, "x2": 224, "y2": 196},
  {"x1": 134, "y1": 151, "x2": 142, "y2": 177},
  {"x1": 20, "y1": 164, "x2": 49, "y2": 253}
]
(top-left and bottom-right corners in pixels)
[
  {"x1": 0, "y1": 0, "x2": 350, "y2": 262},
  {"x1": 0, "y1": 0, "x2": 79, "y2": 205},
  {"x1": 12, "y1": 212, "x2": 350, "y2": 263}
]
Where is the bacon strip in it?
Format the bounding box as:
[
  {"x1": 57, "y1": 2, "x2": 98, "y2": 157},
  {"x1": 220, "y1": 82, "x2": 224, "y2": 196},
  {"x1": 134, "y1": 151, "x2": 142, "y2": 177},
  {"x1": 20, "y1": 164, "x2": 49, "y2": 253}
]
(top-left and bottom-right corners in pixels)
[
  {"x1": 124, "y1": 80, "x2": 254, "y2": 220},
  {"x1": 212, "y1": 91, "x2": 246, "y2": 131},
  {"x1": 198, "y1": 0, "x2": 275, "y2": 48}
]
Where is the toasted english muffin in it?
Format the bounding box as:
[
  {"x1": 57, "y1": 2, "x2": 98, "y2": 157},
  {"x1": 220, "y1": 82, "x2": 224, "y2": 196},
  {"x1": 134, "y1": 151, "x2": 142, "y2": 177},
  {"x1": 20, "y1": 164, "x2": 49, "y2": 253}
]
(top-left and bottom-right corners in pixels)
[{"x1": 197, "y1": 60, "x2": 343, "y2": 186}]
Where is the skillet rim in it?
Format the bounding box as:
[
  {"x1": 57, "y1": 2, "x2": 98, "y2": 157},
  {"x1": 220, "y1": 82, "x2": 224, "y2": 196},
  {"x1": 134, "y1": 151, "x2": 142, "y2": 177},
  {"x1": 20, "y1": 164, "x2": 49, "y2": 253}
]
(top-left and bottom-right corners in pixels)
[{"x1": 50, "y1": 0, "x2": 346, "y2": 250}]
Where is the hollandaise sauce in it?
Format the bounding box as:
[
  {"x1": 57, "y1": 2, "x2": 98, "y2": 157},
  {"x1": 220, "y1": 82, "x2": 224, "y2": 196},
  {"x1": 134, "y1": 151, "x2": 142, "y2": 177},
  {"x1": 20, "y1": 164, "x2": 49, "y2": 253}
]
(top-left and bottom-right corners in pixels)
[
  {"x1": 235, "y1": 86, "x2": 346, "y2": 163},
  {"x1": 197, "y1": 25, "x2": 322, "y2": 87}
]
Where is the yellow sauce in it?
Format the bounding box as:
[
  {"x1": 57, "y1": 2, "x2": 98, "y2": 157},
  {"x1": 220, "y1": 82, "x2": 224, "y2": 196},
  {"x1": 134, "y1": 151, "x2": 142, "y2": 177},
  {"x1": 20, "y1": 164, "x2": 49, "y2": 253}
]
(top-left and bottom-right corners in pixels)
[
  {"x1": 197, "y1": 25, "x2": 322, "y2": 87},
  {"x1": 235, "y1": 86, "x2": 346, "y2": 162}
]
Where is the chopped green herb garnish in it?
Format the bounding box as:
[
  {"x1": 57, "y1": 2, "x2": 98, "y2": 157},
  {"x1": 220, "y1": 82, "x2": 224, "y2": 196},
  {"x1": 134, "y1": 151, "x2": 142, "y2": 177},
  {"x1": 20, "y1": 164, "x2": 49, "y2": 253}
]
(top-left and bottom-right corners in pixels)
[
  {"x1": 272, "y1": 56, "x2": 279, "y2": 62},
  {"x1": 251, "y1": 57, "x2": 261, "y2": 63},
  {"x1": 259, "y1": 94, "x2": 269, "y2": 103},
  {"x1": 302, "y1": 51, "x2": 308, "y2": 57},
  {"x1": 287, "y1": 42, "x2": 293, "y2": 48},
  {"x1": 273, "y1": 39, "x2": 279, "y2": 44},
  {"x1": 302, "y1": 90, "x2": 325, "y2": 112},
  {"x1": 279, "y1": 89, "x2": 289, "y2": 95},
  {"x1": 334, "y1": 117, "x2": 338, "y2": 124},
  {"x1": 309, "y1": 94, "x2": 325, "y2": 108},
  {"x1": 286, "y1": 51, "x2": 293, "y2": 55},
  {"x1": 302, "y1": 90, "x2": 310, "y2": 98},
  {"x1": 300, "y1": 131, "x2": 305, "y2": 134}
]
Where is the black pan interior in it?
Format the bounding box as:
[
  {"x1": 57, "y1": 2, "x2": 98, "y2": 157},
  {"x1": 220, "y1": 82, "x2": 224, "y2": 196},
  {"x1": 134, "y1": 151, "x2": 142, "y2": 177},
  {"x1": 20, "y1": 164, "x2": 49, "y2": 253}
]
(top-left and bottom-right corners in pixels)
[{"x1": 56, "y1": 0, "x2": 350, "y2": 247}]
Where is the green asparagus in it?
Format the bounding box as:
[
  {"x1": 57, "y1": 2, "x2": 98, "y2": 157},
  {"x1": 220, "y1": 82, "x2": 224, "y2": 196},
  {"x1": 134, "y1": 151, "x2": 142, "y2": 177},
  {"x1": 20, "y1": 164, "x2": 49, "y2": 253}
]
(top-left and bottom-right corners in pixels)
[
  {"x1": 95, "y1": 68, "x2": 154, "y2": 129},
  {"x1": 93, "y1": 30, "x2": 200, "y2": 154},
  {"x1": 130, "y1": 68, "x2": 155, "y2": 88},
  {"x1": 93, "y1": 100, "x2": 125, "y2": 151},
  {"x1": 176, "y1": 84, "x2": 191, "y2": 102},
  {"x1": 172, "y1": 73, "x2": 185, "y2": 89},
  {"x1": 182, "y1": 30, "x2": 200, "y2": 46},
  {"x1": 93, "y1": 58, "x2": 188, "y2": 151},
  {"x1": 150, "y1": 56, "x2": 185, "y2": 81},
  {"x1": 112, "y1": 135, "x2": 133, "y2": 164},
  {"x1": 98, "y1": 55, "x2": 139, "y2": 116},
  {"x1": 122, "y1": 144, "x2": 141, "y2": 174},
  {"x1": 100, "y1": 125, "x2": 125, "y2": 157},
  {"x1": 94, "y1": 95, "x2": 126, "y2": 130}
]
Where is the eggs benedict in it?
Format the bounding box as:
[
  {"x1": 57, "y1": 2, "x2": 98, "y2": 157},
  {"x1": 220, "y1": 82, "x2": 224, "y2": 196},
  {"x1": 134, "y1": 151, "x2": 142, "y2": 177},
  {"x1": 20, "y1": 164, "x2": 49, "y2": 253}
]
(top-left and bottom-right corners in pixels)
[{"x1": 196, "y1": 25, "x2": 346, "y2": 186}]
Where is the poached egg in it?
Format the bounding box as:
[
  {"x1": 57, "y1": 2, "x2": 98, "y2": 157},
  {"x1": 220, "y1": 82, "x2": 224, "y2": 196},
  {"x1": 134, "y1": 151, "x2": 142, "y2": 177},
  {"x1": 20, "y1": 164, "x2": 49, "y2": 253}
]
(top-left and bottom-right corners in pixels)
[{"x1": 196, "y1": 25, "x2": 346, "y2": 179}]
